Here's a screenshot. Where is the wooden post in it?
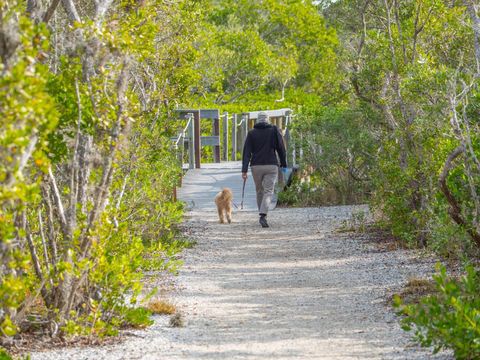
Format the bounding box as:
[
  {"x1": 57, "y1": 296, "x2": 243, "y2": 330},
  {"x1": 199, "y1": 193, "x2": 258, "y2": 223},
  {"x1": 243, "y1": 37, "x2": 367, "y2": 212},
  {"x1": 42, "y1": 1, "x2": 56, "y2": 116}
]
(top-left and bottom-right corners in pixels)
[
  {"x1": 213, "y1": 116, "x2": 220, "y2": 163},
  {"x1": 176, "y1": 133, "x2": 184, "y2": 166},
  {"x1": 222, "y1": 112, "x2": 228, "y2": 161},
  {"x1": 236, "y1": 115, "x2": 241, "y2": 155},
  {"x1": 188, "y1": 113, "x2": 195, "y2": 169},
  {"x1": 291, "y1": 137, "x2": 296, "y2": 166},
  {"x1": 242, "y1": 114, "x2": 248, "y2": 147},
  {"x1": 238, "y1": 115, "x2": 244, "y2": 154},
  {"x1": 231, "y1": 114, "x2": 237, "y2": 161},
  {"x1": 284, "y1": 132, "x2": 289, "y2": 154},
  {"x1": 284, "y1": 115, "x2": 290, "y2": 149},
  {"x1": 193, "y1": 110, "x2": 201, "y2": 169}
]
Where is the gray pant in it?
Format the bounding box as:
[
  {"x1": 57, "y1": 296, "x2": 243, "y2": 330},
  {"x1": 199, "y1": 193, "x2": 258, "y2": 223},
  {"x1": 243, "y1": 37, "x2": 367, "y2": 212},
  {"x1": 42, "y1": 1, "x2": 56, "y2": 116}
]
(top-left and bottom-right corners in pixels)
[{"x1": 251, "y1": 165, "x2": 278, "y2": 215}]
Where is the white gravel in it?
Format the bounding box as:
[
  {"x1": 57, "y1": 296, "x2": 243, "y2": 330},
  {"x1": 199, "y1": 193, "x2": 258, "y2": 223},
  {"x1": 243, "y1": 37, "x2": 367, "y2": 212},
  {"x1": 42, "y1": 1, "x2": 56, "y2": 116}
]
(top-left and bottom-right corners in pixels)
[{"x1": 30, "y1": 206, "x2": 452, "y2": 359}]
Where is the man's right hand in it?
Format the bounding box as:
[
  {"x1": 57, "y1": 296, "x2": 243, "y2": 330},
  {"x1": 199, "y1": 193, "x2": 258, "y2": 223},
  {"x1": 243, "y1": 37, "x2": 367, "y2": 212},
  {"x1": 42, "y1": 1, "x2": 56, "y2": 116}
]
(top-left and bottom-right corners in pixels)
[{"x1": 242, "y1": 172, "x2": 248, "y2": 180}]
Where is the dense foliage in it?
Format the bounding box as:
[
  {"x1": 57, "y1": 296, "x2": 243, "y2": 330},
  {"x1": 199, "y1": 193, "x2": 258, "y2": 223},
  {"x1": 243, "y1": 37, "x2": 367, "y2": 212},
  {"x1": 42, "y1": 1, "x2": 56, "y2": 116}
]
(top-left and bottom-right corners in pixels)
[
  {"x1": 1, "y1": 0, "x2": 480, "y2": 357},
  {"x1": 306, "y1": 0, "x2": 480, "y2": 255},
  {"x1": 194, "y1": 0, "x2": 338, "y2": 108},
  {"x1": 394, "y1": 264, "x2": 480, "y2": 359},
  {"x1": 0, "y1": 0, "x2": 198, "y2": 346},
  {"x1": 314, "y1": 2, "x2": 480, "y2": 356}
]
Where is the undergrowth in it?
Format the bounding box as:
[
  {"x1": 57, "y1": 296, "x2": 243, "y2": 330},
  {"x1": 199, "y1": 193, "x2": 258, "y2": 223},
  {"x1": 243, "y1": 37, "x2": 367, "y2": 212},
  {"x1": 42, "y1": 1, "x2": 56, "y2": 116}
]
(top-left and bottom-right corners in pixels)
[{"x1": 394, "y1": 264, "x2": 480, "y2": 359}]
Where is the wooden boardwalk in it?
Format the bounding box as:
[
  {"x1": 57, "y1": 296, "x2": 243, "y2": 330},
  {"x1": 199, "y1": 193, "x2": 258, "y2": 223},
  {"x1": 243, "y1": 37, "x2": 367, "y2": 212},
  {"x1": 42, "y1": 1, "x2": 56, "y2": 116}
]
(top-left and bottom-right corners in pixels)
[{"x1": 177, "y1": 161, "x2": 277, "y2": 211}]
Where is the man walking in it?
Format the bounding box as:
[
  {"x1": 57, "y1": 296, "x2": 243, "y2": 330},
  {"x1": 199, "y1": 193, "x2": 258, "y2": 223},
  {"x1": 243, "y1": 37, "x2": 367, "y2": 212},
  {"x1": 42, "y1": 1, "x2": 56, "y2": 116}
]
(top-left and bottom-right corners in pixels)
[{"x1": 242, "y1": 112, "x2": 287, "y2": 228}]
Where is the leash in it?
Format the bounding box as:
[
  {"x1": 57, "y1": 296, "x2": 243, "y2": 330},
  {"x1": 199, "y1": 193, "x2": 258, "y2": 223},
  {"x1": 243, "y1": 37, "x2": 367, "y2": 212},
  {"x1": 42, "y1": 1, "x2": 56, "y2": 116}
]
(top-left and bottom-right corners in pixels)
[{"x1": 240, "y1": 177, "x2": 246, "y2": 210}]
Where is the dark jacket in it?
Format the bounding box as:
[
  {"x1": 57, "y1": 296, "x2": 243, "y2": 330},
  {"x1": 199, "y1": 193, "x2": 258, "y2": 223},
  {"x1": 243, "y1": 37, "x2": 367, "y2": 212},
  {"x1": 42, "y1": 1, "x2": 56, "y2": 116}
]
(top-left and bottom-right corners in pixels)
[{"x1": 242, "y1": 122, "x2": 287, "y2": 173}]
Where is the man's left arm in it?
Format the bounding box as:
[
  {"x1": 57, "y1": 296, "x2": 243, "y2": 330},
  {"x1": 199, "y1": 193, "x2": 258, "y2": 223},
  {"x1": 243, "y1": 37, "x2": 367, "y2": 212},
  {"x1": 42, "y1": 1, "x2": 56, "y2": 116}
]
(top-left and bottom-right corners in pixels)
[
  {"x1": 276, "y1": 128, "x2": 287, "y2": 168},
  {"x1": 242, "y1": 133, "x2": 252, "y2": 178}
]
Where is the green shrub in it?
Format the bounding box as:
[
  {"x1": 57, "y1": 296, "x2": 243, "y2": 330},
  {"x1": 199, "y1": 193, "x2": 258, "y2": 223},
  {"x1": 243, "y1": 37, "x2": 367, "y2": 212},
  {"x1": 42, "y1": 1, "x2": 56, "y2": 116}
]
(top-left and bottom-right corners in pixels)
[
  {"x1": 289, "y1": 105, "x2": 374, "y2": 207},
  {"x1": 123, "y1": 307, "x2": 154, "y2": 329},
  {"x1": 0, "y1": 0, "x2": 195, "y2": 345},
  {"x1": 394, "y1": 264, "x2": 480, "y2": 359},
  {"x1": 0, "y1": 349, "x2": 12, "y2": 360},
  {"x1": 427, "y1": 210, "x2": 478, "y2": 259}
]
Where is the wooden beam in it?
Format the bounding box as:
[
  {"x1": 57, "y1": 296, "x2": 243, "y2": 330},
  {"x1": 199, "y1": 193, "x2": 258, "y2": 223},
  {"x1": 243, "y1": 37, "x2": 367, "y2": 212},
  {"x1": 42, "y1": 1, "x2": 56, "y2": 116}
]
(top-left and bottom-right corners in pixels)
[
  {"x1": 188, "y1": 114, "x2": 195, "y2": 169},
  {"x1": 222, "y1": 112, "x2": 229, "y2": 161},
  {"x1": 213, "y1": 117, "x2": 220, "y2": 163},
  {"x1": 193, "y1": 110, "x2": 201, "y2": 169},
  {"x1": 246, "y1": 108, "x2": 292, "y2": 120},
  {"x1": 231, "y1": 114, "x2": 237, "y2": 161},
  {"x1": 176, "y1": 109, "x2": 219, "y2": 120}
]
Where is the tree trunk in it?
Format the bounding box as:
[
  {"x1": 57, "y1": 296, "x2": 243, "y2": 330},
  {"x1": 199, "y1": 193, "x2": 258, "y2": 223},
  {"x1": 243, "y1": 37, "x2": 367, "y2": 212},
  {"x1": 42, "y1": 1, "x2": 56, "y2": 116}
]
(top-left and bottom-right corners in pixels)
[{"x1": 439, "y1": 145, "x2": 480, "y2": 247}]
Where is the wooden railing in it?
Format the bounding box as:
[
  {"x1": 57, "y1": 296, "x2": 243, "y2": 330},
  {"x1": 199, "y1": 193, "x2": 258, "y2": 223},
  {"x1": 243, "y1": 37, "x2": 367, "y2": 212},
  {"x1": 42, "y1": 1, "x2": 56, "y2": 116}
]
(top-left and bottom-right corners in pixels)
[{"x1": 172, "y1": 112, "x2": 195, "y2": 169}]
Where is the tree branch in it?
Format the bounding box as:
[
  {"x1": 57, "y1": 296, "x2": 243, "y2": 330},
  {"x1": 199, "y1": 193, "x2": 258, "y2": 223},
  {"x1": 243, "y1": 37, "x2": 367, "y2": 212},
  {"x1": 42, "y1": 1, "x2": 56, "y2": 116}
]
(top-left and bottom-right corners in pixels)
[
  {"x1": 23, "y1": 213, "x2": 51, "y2": 307},
  {"x1": 47, "y1": 167, "x2": 69, "y2": 240},
  {"x1": 464, "y1": 0, "x2": 480, "y2": 74},
  {"x1": 82, "y1": 58, "x2": 131, "y2": 253},
  {"x1": 61, "y1": 0, "x2": 80, "y2": 23},
  {"x1": 68, "y1": 77, "x2": 82, "y2": 235},
  {"x1": 42, "y1": 0, "x2": 61, "y2": 24},
  {"x1": 41, "y1": 184, "x2": 58, "y2": 262},
  {"x1": 95, "y1": 0, "x2": 114, "y2": 27},
  {"x1": 439, "y1": 144, "x2": 480, "y2": 247}
]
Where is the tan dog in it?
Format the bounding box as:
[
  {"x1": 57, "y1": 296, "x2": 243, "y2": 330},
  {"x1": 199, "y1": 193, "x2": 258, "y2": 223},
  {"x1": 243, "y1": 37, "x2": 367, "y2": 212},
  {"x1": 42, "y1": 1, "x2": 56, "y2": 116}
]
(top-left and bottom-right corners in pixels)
[{"x1": 214, "y1": 188, "x2": 233, "y2": 224}]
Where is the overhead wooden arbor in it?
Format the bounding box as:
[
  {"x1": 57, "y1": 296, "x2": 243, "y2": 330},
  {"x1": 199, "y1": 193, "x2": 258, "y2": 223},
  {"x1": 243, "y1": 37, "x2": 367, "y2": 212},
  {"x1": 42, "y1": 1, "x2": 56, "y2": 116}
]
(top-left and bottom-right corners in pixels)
[
  {"x1": 231, "y1": 108, "x2": 293, "y2": 161},
  {"x1": 173, "y1": 108, "x2": 293, "y2": 169}
]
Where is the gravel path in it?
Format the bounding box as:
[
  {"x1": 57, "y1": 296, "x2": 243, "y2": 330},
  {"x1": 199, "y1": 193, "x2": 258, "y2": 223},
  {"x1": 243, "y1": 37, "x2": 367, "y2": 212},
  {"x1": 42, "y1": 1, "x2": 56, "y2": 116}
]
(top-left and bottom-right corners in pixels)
[{"x1": 31, "y1": 206, "x2": 452, "y2": 359}]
